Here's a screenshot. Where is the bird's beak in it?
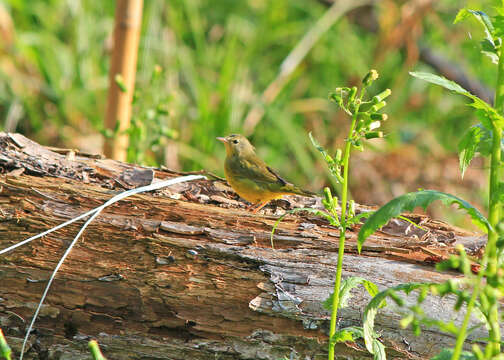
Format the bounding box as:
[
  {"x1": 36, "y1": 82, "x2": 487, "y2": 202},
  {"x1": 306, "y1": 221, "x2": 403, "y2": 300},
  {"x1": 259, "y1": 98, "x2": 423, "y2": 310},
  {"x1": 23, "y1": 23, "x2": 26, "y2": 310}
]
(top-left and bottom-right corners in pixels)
[{"x1": 216, "y1": 137, "x2": 227, "y2": 143}]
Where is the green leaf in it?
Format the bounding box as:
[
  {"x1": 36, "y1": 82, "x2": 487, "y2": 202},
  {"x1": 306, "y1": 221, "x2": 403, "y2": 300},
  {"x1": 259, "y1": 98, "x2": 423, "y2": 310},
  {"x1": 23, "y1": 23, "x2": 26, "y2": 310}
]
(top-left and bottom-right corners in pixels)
[
  {"x1": 324, "y1": 277, "x2": 380, "y2": 310},
  {"x1": 363, "y1": 283, "x2": 428, "y2": 355},
  {"x1": 358, "y1": 190, "x2": 491, "y2": 253},
  {"x1": 372, "y1": 339, "x2": 386, "y2": 360},
  {"x1": 458, "y1": 124, "x2": 488, "y2": 177},
  {"x1": 466, "y1": 10, "x2": 494, "y2": 41},
  {"x1": 331, "y1": 326, "x2": 365, "y2": 344},
  {"x1": 114, "y1": 74, "x2": 128, "y2": 93},
  {"x1": 410, "y1": 72, "x2": 504, "y2": 127},
  {"x1": 0, "y1": 329, "x2": 12, "y2": 360},
  {"x1": 454, "y1": 9, "x2": 498, "y2": 63},
  {"x1": 430, "y1": 348, "x2": 477, "y2": 360},
  {"x1": 410, "y1": 71, "x2": 468, "y2": 93},
  {"x1": 480, "y1": 39, "x2": 499, "y2": 64},
  {"x1": 454, "y1": 9, "x2": 471, "y2": 24},
  {"x1": 347, "y1": 211, "x2": 374, "y2": 226},
  {"x1": 472, "y1": 112, "x2": 504, "y2": 157},
  {"x1": 331, "y1": 329, "x2": 354, "y2": 343},
  {"x1": 493, "y1": 15, "x2": 504, "y2": 37}
]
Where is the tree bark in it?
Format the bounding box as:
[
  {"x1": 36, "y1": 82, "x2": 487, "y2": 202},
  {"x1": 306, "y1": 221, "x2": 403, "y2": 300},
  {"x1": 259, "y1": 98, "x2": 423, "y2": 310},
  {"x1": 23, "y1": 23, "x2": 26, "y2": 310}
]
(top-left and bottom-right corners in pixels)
[{"x1": 0, "y1": 133, "x2": 486, "y2": 359}]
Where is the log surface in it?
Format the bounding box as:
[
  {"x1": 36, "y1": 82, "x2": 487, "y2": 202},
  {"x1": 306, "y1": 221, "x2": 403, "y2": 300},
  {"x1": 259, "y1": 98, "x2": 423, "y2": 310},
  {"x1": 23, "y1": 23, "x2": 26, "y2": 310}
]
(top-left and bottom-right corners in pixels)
[{"x1": 0, "y1": 133, "x2": 486, "y2": 359}]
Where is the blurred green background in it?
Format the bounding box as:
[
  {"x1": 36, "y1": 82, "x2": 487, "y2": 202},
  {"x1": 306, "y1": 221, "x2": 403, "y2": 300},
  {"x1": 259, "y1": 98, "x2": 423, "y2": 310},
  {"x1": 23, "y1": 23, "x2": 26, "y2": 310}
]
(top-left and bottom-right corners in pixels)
[{"x1": 0, "y1": 0, "x2": 495, "y2": 223}]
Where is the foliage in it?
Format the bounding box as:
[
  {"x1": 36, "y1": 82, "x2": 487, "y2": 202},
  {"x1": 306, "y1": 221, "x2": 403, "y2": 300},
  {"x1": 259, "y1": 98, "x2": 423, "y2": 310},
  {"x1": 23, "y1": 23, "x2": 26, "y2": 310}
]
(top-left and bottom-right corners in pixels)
[
  {"x1": 357, "y1": 189, "x2": 491, "y2": 253},
  {"x1": 271, "y1": 70, "x2": 390, "y2": 360},
  {"x1": 323, "y1": 276, "x2": 380, "y2": 310},
  {"x1": 358, "y1": 7, "x2": 504, "y2": 360},
  {"x1": 89, "y1": 340, "x2": 107, "y2": 360},
  {"x1": 0, "y1": 331, "x2": 107, "y2": 360},
  {"x1": 0, "y1": 329, "x2": 11, "y2": 360},
  {"x1": 0, "y1": 0, "x2": 498, "y2": 196}
]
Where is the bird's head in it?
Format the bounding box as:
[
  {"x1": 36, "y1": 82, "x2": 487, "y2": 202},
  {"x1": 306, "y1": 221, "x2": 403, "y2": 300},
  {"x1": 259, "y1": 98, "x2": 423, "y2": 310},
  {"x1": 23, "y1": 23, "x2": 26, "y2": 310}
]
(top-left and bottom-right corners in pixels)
[{"x1": 217, "y1": 134, "x2": 255, "y2": 157}]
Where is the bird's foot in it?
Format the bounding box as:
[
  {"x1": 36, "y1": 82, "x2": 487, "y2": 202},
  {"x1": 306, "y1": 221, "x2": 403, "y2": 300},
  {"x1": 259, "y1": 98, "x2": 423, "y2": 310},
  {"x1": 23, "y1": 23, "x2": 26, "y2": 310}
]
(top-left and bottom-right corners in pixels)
[{"x1": 247, "y1": 201, "x2": 269, "y2": 213}]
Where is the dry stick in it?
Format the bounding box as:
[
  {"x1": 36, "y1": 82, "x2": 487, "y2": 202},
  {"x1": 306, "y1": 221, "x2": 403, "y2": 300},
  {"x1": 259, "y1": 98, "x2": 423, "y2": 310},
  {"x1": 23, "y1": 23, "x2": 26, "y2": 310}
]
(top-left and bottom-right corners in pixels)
[
  {"x1": 242, "y1": 0, "x2": 373, "y2": 135},
  {"x1": 104, "y1": 0, "x2": 144, "y2": 161}
]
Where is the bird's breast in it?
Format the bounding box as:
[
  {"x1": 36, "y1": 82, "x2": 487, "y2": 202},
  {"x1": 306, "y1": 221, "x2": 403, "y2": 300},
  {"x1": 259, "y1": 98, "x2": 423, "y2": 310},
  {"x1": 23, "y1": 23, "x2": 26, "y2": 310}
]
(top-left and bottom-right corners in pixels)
[{"x1": 224, "y1": 157, "x2": 281, "y2": 203}]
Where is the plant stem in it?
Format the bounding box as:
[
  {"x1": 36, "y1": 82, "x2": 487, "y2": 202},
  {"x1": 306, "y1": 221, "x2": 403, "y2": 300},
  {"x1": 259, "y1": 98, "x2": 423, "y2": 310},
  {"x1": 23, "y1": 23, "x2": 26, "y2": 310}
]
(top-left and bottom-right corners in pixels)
[
  {"x1": 485, "y1": 124, "x2": 503, "y2": 355},
  {"x1": 451, "y1": 257, "x2": 486, "y2": 360},
  {"x1": 451, "y1": 39, "x2": 504, "y2": 360},
  {"x1": 328, "y1": 94, "x2": 362, "y2": 360},
  {"x1": 485, "y1": 41, "x2": 504, "y2": 355}
]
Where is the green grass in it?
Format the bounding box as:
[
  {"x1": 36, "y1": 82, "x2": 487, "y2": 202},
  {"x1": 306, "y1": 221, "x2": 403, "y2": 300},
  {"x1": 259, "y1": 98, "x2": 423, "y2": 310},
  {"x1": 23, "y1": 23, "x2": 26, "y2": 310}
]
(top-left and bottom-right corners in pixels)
[{"x1": 0, "y1": 0, "x2": 496, "y2": 201}]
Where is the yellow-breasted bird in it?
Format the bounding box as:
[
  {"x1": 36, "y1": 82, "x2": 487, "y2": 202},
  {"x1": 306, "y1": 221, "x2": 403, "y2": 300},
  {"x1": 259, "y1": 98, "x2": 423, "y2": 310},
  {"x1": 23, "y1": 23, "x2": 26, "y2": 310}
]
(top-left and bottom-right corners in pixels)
[{"x1": 217, "y1": 134, "x2": 315, "y2": 213}]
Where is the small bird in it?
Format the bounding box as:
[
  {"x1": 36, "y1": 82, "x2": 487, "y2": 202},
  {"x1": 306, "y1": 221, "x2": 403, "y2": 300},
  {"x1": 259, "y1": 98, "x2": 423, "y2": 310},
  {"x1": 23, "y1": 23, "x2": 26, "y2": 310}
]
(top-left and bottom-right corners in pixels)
[{"x1": 217, "y1": 134, "x2": 315, "y2": 213}]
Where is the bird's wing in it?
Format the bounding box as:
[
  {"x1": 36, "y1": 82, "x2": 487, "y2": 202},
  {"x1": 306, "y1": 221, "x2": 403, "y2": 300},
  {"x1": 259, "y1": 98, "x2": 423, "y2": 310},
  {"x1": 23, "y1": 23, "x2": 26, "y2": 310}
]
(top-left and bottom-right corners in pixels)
[
  {"x1": 265, "y1": 166, "x2": 287, "y2": 186},
  {"x1": 238, "y1": 156, "x2": 288, "y2": 187}
]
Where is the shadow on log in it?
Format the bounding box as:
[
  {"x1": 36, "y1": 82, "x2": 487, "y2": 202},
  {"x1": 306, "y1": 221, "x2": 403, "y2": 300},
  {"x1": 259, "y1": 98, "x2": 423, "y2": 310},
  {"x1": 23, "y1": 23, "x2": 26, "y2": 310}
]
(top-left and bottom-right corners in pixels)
[{"x1": 0, "y1": 133, "x2": 486, "y2": 359}]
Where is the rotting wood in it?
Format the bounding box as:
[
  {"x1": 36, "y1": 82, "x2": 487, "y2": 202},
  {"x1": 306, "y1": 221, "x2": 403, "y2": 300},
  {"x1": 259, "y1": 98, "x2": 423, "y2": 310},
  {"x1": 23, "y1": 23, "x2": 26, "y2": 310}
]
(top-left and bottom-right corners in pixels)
[{"x1": 0, "y1": 133, "x2": 487, "y2": 359}]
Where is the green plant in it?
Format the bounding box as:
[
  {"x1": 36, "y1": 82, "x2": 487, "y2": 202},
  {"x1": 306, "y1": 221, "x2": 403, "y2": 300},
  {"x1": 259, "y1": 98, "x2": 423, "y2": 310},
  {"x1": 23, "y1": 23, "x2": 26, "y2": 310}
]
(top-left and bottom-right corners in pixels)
[
  {"x1": 358, "y1": 8, "x2": 504, "y2": 360},
  {"x1": 126, "y1": 65, "x2": 178, "y2": 166},
  {"x1": 0, "y1": 329, "x2": 107, "y2": 360},
  {"x1": 272, "y1": 69, "x2": 391, "y2": 360},
  {"x1": 0, "y1": 329, "x2": 12, "y2": 360},
  {"x1": 89, "y1": 339, "x2": 107, "y2": 360},
  {"x1": 4, "y1": 0, "x2": 492, "y2": 210}
]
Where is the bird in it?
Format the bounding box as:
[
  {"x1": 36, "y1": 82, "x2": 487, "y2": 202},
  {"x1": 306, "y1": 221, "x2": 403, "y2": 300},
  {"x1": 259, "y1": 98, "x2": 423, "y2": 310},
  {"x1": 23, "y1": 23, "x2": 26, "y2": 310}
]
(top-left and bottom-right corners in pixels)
[{"x1": 217, "y1": 134, "x2": 315, "y2": 213}]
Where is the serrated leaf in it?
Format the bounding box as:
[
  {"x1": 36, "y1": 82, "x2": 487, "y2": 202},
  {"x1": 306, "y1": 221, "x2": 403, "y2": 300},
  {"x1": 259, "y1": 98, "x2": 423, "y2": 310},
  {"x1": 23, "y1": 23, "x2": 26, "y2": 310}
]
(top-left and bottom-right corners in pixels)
[
  {"x1": 363, "y1": 283, "x2": 428, "y2": 355},
  {"x1": 458, "y1": 122, "x2": 504, "y2": 177},
  {"x1": 324, "y1": 277, "x2": 380, "y2": 311},
  {"x1": 458, "y1": 124, "x2": 486, "y2": 177},
  {"x1": 469, "y1": 10, "x2": 494, "y2": 39},
  {"x1": 454, "y1": 8, "x2": 471, "y2": 24},
  {"x1": 331, "y1": 329, "x2": 354, "y2": 343},
  {"x1": 358, "y1": 190, "x2": 491, "y2": 252},
  {"x1": 331, "y1": 326, "x2": 366, "y2": 345},
  {"x1": 430, "y1": 348, "x2": 477, "y2": 360},
  {"x1": 410, "y1": 71, "x2": 468, "y2": 93},
  {"x1": 410, "y1": 72, "x2": 504, "y2": 127},
  {"x1": 454, "y1": 9, "x2": 495, "y2": 44},
  {"x1": 347, "y1": 211, "x2": 374, "y2": 226}
]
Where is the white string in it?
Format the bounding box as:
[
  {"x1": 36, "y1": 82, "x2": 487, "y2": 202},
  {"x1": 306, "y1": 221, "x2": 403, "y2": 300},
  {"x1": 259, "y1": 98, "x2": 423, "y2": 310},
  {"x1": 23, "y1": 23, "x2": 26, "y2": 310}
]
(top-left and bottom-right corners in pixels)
[{"x1": 10, "y1": 175, "x2": 205, "y2": 359}]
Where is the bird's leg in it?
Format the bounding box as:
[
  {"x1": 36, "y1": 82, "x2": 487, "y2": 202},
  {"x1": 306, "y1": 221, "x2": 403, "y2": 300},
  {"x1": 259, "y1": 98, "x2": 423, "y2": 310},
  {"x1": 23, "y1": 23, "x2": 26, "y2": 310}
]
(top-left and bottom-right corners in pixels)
[
  {"x1": 251, "y1": 201, "x2": 269, "y2": 213},
  {"x1": 245, "y1": 202, "x2": 257, "y2": 211}
]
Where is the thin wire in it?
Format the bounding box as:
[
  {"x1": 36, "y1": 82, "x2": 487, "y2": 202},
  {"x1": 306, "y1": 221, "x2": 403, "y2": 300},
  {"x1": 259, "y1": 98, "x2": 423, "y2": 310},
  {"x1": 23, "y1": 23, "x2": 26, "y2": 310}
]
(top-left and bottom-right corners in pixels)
[{"x1": 16, "y1": 175, "x2": 205, "y2": 359}]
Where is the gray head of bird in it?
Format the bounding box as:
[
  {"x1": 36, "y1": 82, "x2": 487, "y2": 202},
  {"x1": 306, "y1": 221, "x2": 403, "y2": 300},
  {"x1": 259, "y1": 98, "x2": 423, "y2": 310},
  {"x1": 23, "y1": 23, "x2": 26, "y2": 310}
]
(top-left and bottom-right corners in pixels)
[{"x1": 217, "y1": 134, "x2": 255, "y2": 157}]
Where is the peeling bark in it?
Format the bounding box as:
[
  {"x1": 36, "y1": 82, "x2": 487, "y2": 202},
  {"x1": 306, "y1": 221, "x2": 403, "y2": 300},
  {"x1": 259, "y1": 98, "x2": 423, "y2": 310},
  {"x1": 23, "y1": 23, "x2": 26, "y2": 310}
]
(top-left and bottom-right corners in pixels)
[{"x1": 0, "y1": 133, "x2": 486, "y2": 359}]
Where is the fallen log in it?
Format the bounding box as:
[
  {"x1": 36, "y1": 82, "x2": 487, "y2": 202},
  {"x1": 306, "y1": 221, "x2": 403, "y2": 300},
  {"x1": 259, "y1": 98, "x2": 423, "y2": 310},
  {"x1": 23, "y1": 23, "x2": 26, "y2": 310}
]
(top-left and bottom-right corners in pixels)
[{"x1": 0, "y1": 133, "x2": 486, "y2": 359}]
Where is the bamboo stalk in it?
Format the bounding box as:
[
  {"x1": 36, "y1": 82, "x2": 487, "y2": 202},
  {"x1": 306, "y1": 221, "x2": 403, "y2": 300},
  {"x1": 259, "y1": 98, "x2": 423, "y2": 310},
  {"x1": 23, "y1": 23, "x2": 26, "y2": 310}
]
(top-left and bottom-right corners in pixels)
[{"x1": 104, "y1": 0, "x2": 143, "y2": 161}]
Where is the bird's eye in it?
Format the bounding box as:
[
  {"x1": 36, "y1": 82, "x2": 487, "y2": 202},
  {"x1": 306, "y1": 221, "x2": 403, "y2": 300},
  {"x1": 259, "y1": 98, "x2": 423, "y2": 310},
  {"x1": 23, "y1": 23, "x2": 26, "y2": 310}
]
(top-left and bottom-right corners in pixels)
[{"x1": 232, "y1": 140, "x2": 239, "y2": 144}]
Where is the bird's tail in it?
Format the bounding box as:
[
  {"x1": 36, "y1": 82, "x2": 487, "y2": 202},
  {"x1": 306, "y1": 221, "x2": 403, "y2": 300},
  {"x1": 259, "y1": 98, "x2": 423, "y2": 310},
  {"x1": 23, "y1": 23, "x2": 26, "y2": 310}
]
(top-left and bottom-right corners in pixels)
[{"x1": 284, "y1": 184, "x2": 316, "y2": 197}]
